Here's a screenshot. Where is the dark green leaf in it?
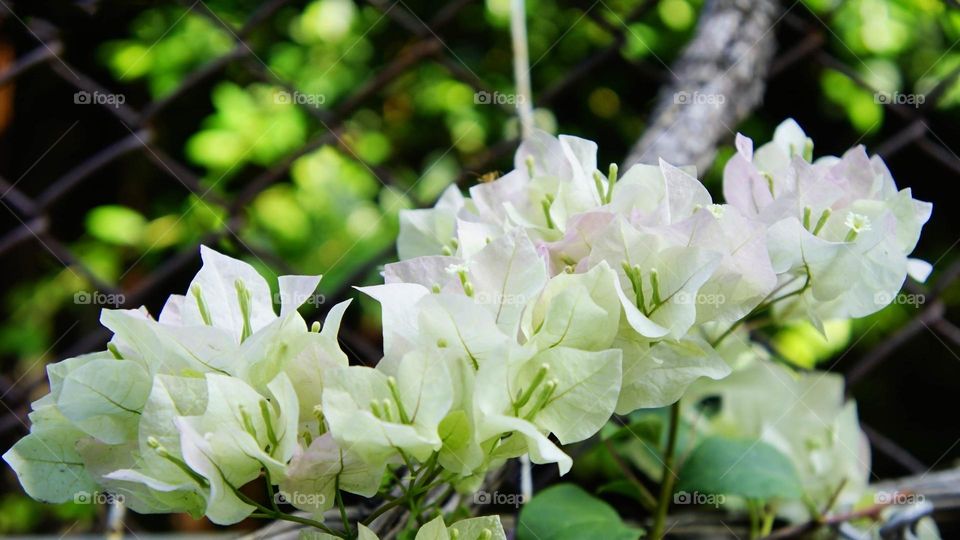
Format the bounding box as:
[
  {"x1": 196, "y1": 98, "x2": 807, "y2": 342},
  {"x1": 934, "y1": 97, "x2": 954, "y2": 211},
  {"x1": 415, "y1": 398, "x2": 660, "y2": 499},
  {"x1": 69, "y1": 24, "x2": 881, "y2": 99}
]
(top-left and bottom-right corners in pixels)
[
  {"x1": 517, "y1": 484, "x2": 643, "y2": 540},
  {"x1": 677, "y1": 437, "x2": 803, "y2": 501}
]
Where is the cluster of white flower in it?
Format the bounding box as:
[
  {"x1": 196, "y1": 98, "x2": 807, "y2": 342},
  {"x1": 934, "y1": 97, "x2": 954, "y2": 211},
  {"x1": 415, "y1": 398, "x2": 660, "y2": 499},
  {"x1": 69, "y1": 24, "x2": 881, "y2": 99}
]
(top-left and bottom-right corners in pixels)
[
  {"x1": 684, "y1": 354, "x2": 871, "y2": 523},
  {"x1": 396, "y1": 118, "x2": 929, "y2": 411},
  {"x1": 3, "y1": 119, "x2": 930, "y2": 531},
  {"x1": 389, "y1": 119, "x2": 929, "y2": 516},
  {"x1": 5, "y1": 248, "x2": 355, "y2": 524}
]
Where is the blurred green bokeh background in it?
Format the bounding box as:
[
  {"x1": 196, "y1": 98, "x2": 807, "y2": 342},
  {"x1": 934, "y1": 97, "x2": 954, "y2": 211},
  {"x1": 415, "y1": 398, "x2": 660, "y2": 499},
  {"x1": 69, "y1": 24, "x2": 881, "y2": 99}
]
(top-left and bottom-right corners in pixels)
[{"x1": 1, "y1": 0, "x2": 960, "y2": 535}]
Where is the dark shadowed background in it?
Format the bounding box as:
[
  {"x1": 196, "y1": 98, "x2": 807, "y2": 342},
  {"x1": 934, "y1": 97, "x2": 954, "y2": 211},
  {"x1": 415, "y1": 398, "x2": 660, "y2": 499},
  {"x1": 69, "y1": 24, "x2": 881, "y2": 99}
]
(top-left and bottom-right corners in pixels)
[{"x1": 1, "y1": 0, "x2": 959, "y2": 535}]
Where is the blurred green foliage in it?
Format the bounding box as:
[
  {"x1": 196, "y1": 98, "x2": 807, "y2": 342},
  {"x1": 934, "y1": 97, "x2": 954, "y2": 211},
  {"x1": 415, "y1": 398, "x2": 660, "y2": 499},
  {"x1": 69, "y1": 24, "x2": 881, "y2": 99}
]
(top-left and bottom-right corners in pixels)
[
  {"x1": 0, "y1": 495, "x2": 97, "y2": 535},
  {"x1": 3, "y1": 1, "x2": 960, "y2": 533},
  {"x1": 7, "y1": 0, "x2": 960, "y2": 375},
  {"x1": 100, "y1": 7, "x2": 234, "y2": 96},
  {"x1": 8, "y1": 0, "x2": 960, "y2": 373},
  {"x1": 810, "y1": 0, "x2": 960, "y2": 133}
]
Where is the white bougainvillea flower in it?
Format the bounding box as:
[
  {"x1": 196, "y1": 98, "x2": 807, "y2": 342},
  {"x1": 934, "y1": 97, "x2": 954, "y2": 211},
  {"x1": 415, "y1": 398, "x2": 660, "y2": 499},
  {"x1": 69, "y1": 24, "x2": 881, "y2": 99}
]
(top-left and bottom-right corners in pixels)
[
  {"x1": 614, "y1": 333, "x2": 730, "y2": 413},
  {"x1": 279, "y1": 433, "x2": 383, "y2": 518},
  {"x1": 181, "y1": 373, "x2": 299, "y2": 478},
  {"x1": 102, "y1": 246, "x2": 330, "y2": 379},
  {"x1": 5, "y1": 116, "x2": 933, "y2": 532},
  {"x1": 723, "y1": 119, "x2": 932, "y2": 320},
  {"x1": 475, "y1": 131, "x2": 598, "y2": 236},
  {"x1": 385, "y1": 228, "x2": 548, "y2": 337},
  {"x1": 359, "y1": 278, "x2": 516, "y2": 375},
  {"x1": 538, "y1": 210, "x2": 615, "y2": 275},
  {"x1": 279, "y1": 300, "x2": 353, "y2": 437},
  {"x1": 588, "y1": 217, "x2": 721, "y2": 339},
  {"x1": 467, "y1": 340, "x2": 621, "y2": 473},
  {"x1": 103, "y1": 247, "x2": 346, "y2": 420},
  {"x1": 358, "y1": 282, "x2": 432, "y2": 361},
  {"x1": 174, "y1": 416, "x2": 255, "y2": 525},
  {"x1": 669, "y1": 205, "x2": 778, "y2": 327},
  {"x1": 96, "y1": 375, "x2": 209, "y2": 516},
  {"x1": 101, "y1": 307, "x2": 237, "y2": 376},
  {"x1": 474, "y1": 412, "x2": 573, "y2": 475},
  {"x1": 765, "y1": 215, "x2": 900, "y2": 322},
  {"x1": 322, "y1": 346, "x2": 455, "y2": 463},
  {"x1": 398, "y1": 185, "x2": 466, "y2": 259},
  {"x1": 91, "y1": 375, "x2": 271, "y2": 525},
  {"x1": 608, "y1": 159, "x2": 708, "y2": 227},
  {"x1": 465, "y1": 130, "x2": 621, "y2": 245},
  {"x1": 419, "y1": 515, "x2": 507, "y2": 540},
  {"x1": 468, "y1": 169, "x2": 527, "y2": 232},
  {"x1": 415, "y1": 294, "x2": 514, "y2": 377},
  {"x1": 535, "y1": 159, "x2": 712, "y2": 278},
  {"x1": 722, "y1": 119, "x2": 812, "y2": 219},
  {"x1": 541, "y1": 135, "x2": 607, "y2": 229},
  {"x1": 358, "y1": 283, "x2": 513, "y2": 382},
  {"x1": 2, "y1": 402, "x2": 98, "y2": 504},
  {"x1": 4, "y1": 348, "x2": 208, "y2": 511},
  {"x1": 397, "y1": 130, "x2": 715, "y2": 273},
  {"x1": 4, "y1": 246, "x2": 341, "y2": 524},
  {"x1": 365, "y1": 264, "x2": 628, "y2": 476},
  {"x1": 685, "y1": 360, "x2": 869, "y2": 522},
  {"x1": 174, "y1": 246, "x2": 282, "y2": 341},
  {"x1": 4, "y1": 352, "x2": 161, "y2": 505},
  {"x1": 81, "y1": 439, "x2": 205, "y2": 518},
  {"x1": 165, "y1": 372, "x2": 298, "y2": 524},
  {"x1": 55, "y1": 354, "x2": 151, "y2": 445},
  {"x1": 342, "y1": 514, "x2": 506, "y2": 540},
  {"x1": 520, "y1": 262, "x2": 622, "y2": 351},
  {"x1": 510, "y1": 347, "x2": 622, "y2": 444}
]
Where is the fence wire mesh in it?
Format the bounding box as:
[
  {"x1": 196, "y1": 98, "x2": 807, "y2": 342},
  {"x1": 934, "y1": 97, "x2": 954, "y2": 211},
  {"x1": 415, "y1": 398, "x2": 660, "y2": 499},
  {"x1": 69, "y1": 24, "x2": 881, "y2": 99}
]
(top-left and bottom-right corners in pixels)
[{"x1": 1, "y1": 0, "x2": 959, "y2": 534}]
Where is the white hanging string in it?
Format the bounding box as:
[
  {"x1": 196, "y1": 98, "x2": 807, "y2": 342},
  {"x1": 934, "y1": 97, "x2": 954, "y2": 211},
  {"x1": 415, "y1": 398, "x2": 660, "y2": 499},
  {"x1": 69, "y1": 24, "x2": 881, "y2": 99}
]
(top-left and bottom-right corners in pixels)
[
  {"x1": 510, "y1": 0, "x2": 535, "y2": 504},
  {"x1": 106, "y1": 499, "x2": 125, "y2": 540},
  {"x1": 511, "y1": 0, "x2": 535, "y2": 140}
]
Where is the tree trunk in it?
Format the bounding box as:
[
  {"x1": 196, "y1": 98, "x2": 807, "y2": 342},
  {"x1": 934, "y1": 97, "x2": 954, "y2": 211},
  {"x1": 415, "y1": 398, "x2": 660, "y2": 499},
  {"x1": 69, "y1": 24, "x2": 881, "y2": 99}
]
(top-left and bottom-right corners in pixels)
[{"x1": 625, "y1": 0, "x2": 779, "y2": 172}]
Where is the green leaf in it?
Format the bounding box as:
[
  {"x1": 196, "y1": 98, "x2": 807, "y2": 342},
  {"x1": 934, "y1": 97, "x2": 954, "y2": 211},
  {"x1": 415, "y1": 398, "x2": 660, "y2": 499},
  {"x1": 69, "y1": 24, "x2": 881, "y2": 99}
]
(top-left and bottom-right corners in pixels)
[
  {"x1": 517, "y1": 484, "x2": 643, "y2": 540},
  {"x1": 610, "y1": 407, "x2": 706, "y2": 483},
  {"x1": 596, "y1": 479, "x2": 650, "y2": 505},
  {"x1": 601, "y1": 411, "x2": 661, "y2": 443},
  {"x1": 86, "y1": 205, "x2": 147, "y2": 246},
  {"x1": 677, "y1": 437, "x2": 803, "y2": 501}
]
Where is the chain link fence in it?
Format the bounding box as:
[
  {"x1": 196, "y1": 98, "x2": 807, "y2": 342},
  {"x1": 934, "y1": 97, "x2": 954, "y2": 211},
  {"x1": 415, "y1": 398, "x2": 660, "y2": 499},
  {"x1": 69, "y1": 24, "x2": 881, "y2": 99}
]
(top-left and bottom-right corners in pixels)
[{"x1": 1, "y1": 0, "x2": 959, "y2": 534}]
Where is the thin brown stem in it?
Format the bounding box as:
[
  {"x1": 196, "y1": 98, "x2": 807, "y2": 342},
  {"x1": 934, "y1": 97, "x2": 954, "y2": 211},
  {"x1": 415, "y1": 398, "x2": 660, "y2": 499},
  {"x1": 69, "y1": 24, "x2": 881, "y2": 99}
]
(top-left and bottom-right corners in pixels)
[
  {"x1": 650, "y1": 401, "x2": 681, "y2": 539},
  {"x1": 603, "y1": 438, "x2": 658, "y2": 511}
]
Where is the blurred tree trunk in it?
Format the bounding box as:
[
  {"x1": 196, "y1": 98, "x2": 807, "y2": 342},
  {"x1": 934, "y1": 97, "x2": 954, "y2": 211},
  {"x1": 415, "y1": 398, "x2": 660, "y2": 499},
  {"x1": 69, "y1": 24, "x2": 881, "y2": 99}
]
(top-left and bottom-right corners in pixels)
[{"x1": 626, "y1": 0, "x2": 780, "y2": 172}]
